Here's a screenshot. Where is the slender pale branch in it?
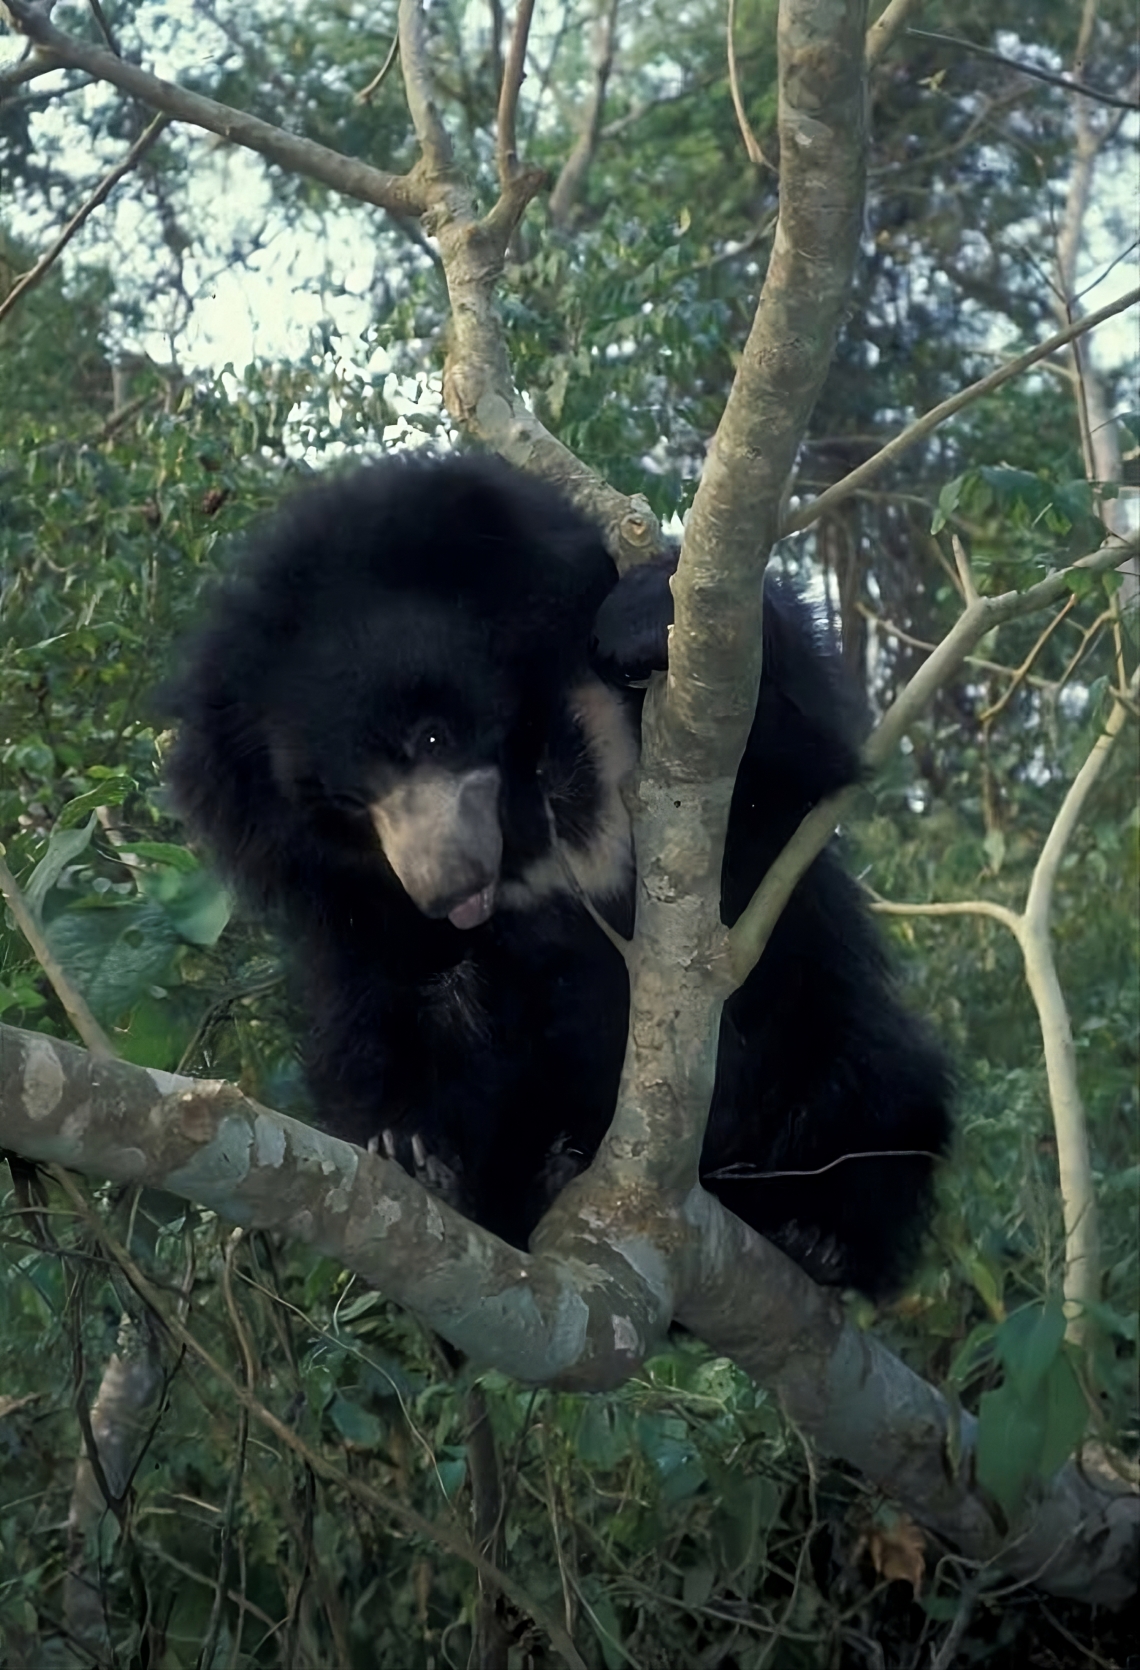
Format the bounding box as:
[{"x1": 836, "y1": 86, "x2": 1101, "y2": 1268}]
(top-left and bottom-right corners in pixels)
[
  {"x1": 1022, "y1": 668, "x2": 1139, "y2": 1335},
  {"x1": 870, "y1": 896, "x2": 1022, "y2": 933},
  {"x1": 727, "y1": 540, "x2": 1139, "y2": 983},
  {"x1": 872, "y1": 661, "x2": 1138, "y2": 1345},
  {"x1": 783, "y1": 286, "x2": 1140, "y2": 534},
  {"x1": 727, "y1": 0, "x2": 775, "y2": 169}
]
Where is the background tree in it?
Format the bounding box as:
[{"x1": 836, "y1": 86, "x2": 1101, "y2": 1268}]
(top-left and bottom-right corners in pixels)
[{"x1": 1, "y1": 1, "x2": 1137, "y2": 1664}]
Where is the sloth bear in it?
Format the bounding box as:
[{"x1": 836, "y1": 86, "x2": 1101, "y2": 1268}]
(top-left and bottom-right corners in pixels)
[{"x1": 164, "y1": 452, "x2": 951, "y2": 1297}]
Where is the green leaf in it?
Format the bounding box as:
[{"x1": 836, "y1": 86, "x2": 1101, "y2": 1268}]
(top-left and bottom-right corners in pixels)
[
  {"x1": 138, "y1": 863, "x2": 232, "y2": 946},
  {"x1": 56, "y1": 778, "x2": 135, "y2": 828},
  {"x1": 581, "y1": 1579, "x2": 629, "y2": 1670},
  {"x1": 1038, "y1": 1352, "x2": 1088, "y2": 1477},
  {"x1": 995, "y1": 1300, "x2": 1065, "y2": 1402},
  {"x1": 946, "y1": 1320, "x2": 997, "y2": 1390},
  {"x1": 22, "y1": 819, "x2": 98, "y2": 918},
  {"x1": 45, "y1": 898, "x2": 180, "y2": 1025},
  {"x1": 327, "y1": 1392, "x2": 384, "y2": 1448},
  {"x1": 114, "y1": 840, "x2": 202, "y2": 872},
  {"x1": 576, "y1": 1400, "x2": 630, "y2": 1470},
  {"x1": 976, "y1": 1381, "x2": 1044, "y2": 1518},
  {"x1": 112, "y1": 988, "x2": 195, "y2": 1069}
]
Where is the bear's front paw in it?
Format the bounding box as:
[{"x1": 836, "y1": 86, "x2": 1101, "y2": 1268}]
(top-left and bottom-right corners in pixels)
[{"x1": 377, "y1": 1127, "x2": 466, "y2": 1214}]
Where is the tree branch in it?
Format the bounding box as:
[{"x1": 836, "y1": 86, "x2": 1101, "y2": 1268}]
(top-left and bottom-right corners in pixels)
[
  {"x1": 871, "y1": 669, "x2": 1139, "y2": 1347},
  {"x1": 0, "y1": 1024, "x2": 670, "y2": 1389},
  {"x1": 396, "y1": 0, "x2": 453, "y2": 175},
  {"x1": 588, "y1": 0, "x2": 870, "y2": 1265},
  {"x1": 783, "y1": 285, "x2": 1140, "y2": 535},
  {"x1": 678, "y1": 1187, "x2": 1138, "y2": 1607},
  {"x1": 495, "y1": 0, "x2": 536, "y2": 187},
  {"x1": 6, "y1": 1024, "x2": 1133, "y2": 1608},
  {"x1": 4, "y1": 0, "x2": 425, "y2": 216},
  {"x1": 727, "y1": 540, "x2": 1139, "y2": 983},
  {"x1": 548, "y1": 0, "x2": 621, "y2": 225},
  {"x1": 389, "y1": 2, "x2": 663, "y2": 563},
  {"x1": 864, "y1": 0, "x2": 921, "y2": 69},
  {"x1": 1021, "y1": 667, "x2": 1138, "y2": 1336}
]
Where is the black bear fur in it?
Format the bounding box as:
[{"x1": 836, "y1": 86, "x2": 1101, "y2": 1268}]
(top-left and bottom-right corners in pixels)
[{"x1": 164, "y1": 453, "x2": 951, "y2": 1295}]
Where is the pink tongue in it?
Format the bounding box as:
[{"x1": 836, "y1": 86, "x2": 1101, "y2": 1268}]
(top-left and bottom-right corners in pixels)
[{"x1": 448, "y1": 885, "x2": 496, "y2": 930}]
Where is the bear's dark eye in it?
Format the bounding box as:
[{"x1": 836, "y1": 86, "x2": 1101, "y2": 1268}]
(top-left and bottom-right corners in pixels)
[{"x1": 408, "y1": 719, "x2": 452, "y2": 759}]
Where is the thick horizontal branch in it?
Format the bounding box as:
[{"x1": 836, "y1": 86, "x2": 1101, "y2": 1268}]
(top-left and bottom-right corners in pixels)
[
  {"x1": 0, "y1": 1023, "x2": 670, "y2": 1390},
  {"x1": 5, "y1": 1018, "x2": 1134, "y2": 1605},
  {"x1": 785, "y1": 285, "x2": 1140, "y2": 534},
  {"x1": 5, "y1": 0, "x2": 425, "y2": 216}
]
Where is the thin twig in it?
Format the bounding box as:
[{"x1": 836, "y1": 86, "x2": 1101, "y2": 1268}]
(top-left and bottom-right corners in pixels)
[
  {"x1": 977, "y1": 594, "x2": 1077, "y2": 723},
  {"x1": 0, "y1": 114, "x2": 169, "y2": 327},
  {"x1": 908, "y1": 27, "x2": 1139, "y2": 113},
  {"x1": 727, "y1": 0, "x2": 775, "y2": 170},
  {"x1": 858, "y1": 604, "x2": 1059, "y2": 691},
  {"x1": 0, "y1": 856, "x2": 114, "y2": 1058},
  {"x1": 356, "y1": 32, "x2": 400, "y2": 104},
  {"x1": 783, "y1": 286, "x2": 1140, "y2": 535}
]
